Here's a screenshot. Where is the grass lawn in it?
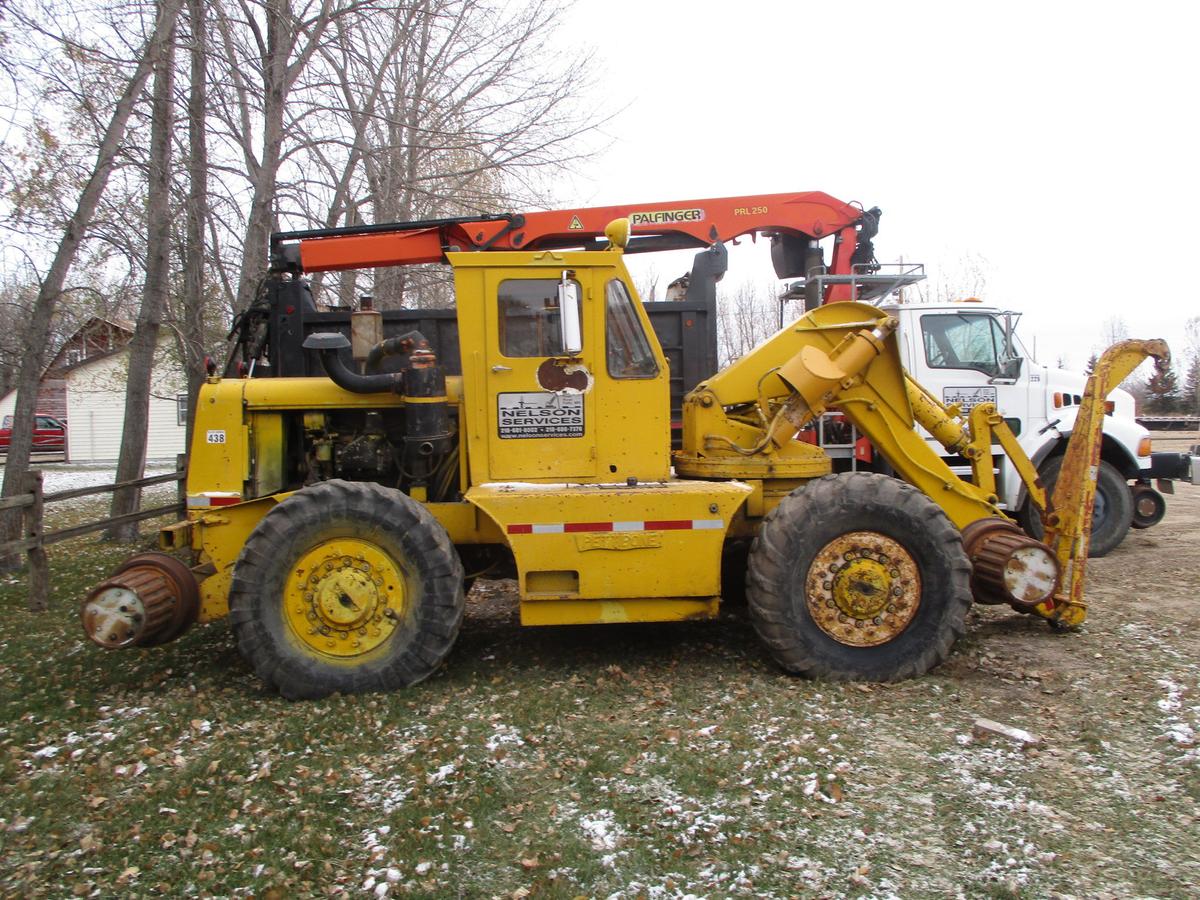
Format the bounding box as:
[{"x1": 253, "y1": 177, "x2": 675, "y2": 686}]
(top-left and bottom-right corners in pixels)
[{"x1": 0, "y1": 488, "x2": 1197, "y2": 897}]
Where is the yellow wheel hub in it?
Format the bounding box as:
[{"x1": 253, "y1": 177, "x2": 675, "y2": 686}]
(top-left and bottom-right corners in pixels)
[
  {"x1": 805, "y1": 531, "x2": 921, "y2": 647},
  {"x1": 284, "y1": 538, "x2": 408, "y2": 659}
]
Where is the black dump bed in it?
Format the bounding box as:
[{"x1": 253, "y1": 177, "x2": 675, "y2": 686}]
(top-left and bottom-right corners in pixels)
[{"x1": 259, "y1": 278, "x2": 717, "y2": 442}]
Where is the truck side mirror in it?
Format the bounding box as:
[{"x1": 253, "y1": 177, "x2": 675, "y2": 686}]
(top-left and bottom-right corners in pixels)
[
  {"x1": 558, "y1": 273, "x2": 582, "y2": 355},
  {"x1": 997, "y1": 355, "x2": 1023, "y2": 381}
]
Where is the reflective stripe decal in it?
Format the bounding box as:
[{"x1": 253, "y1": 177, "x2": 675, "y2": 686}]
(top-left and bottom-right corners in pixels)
[
  {"x1": 186, "y1": 494, "x2": 242, "y2": 508},
  {"x1": 507, "y1": 519, "x2": 722, "y2": 535}
]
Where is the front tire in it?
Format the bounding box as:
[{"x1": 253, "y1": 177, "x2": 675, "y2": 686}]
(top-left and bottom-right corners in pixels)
[
  {"x1": 747, "y1": 473, "x2": 971, "y2": 681},
  {"x1": 229, "y1": 480, "x2": 465, "y2": 699},
  {"x1": 1019, "y1": 457, "x2": 1132, "y2": 557}
]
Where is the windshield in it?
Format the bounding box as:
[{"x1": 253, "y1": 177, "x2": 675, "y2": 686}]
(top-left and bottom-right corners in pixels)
[{"x1": 921, "y1": 313, "x2": 1009, "y2": 378}]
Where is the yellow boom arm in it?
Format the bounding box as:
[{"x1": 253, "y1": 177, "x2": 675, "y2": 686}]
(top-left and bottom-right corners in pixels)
[{"x1": 678, "y1": 302, "x2": 1168, "y2": 625}]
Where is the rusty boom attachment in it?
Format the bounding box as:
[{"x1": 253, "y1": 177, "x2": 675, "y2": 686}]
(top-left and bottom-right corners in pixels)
[{"x1": 1035, "y1": 340, "x2": 1171, "y2": 625}]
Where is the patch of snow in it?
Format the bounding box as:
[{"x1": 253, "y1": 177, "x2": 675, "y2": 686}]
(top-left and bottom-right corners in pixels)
[
  {"x1": 579, "y1": 809, "x2": 625, "y2": 851},
  {"x1": 427, "y1": 763, "x2": 456, "y2": 784},
  {"x1": 1158, "y1": 679, "x2": 1183, "y2": 713},
  {"x1": 484, "y1": 724, "x2": 525, "y2": 752}
]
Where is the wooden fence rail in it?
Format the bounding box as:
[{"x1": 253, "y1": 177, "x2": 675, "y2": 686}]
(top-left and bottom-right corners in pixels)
[{"x1": 2, "y1": 456, "x2": 186, "y2": 612}]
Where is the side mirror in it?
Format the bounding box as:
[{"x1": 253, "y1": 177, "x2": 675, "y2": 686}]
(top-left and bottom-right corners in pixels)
[
  {"x1": 558, "y1": 273, "x2": 582, "y2": 355},
  {"x1": 993, "y1": 355, "x2": 1022, "y2": 382}
]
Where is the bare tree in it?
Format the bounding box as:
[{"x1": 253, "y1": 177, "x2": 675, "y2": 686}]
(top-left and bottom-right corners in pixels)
[
  {"x1": 1101, "y1": 316, "x2": 1130, "y2": 346},
  {"x1": 176, "y1": 0, "x2": 210, "y2": 446},
  {"x1": 0, "y1": 0, "x2": 182, "y2": 561},
  {"x1": 292, "y1": 0, "x2": 599, "y2": 307},
  {"x1": 717, "y1": 280, "x2": 784, "y2": 365},
  {"x1": 209, "y1": 0, "x2": 356, "y2": 313},
  {"x1": 107, "y1": 0, "x2": 177, "y2": 540},
  {"x1": 912, "y1": 251, "x2": 990, "y2": 304}
]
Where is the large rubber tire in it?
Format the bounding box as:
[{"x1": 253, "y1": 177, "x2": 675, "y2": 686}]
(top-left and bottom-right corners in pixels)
[
  {"x1": 1019, "y1": 457, "x2": 1132, "y2": 558},
  {"x1": 229, "y1": 480, "x2": 465, "y2": 699},
  {"x1": 747, "y1": 472, "x2": 971, "y2": 681}
]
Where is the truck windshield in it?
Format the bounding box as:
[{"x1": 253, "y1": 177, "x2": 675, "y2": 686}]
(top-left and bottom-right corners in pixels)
[{"x1": 921, "y1": 313, "x2": 1008, "y2": 378}]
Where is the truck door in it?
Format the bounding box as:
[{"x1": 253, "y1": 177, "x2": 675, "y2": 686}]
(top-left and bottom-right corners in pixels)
[
  {"x1": 482, "y1": 269, "x2": 599, "y2": 480},
  {"x1": 914, "y1": 311, "x2": 1027, "y2": 427},
  {"x1": 912, "y1": 310, "x2": 1029, "y2": 497}
]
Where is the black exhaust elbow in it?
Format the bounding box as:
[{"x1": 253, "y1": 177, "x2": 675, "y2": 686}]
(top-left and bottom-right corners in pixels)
[{"x1": 303, "y1": 333, "x2": 403, "y2": 394}]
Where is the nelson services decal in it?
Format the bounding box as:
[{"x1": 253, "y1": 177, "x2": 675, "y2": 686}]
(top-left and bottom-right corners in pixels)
[{"x1": 497, "y1": 392, "x2": 584, "y2": 438}]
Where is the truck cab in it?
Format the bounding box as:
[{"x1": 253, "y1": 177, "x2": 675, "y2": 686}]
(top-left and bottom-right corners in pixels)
[{"x1": 884, "y1": 300, "x2": 1152, "y2": 554}]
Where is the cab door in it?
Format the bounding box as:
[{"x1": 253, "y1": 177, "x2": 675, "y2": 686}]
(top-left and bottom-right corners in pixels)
[
  {"x1": 915, "y1": 311, "x2": 1027, "y2": 429},
  {"x1": 482, "y1": 268, "x2": 598, "y2": 480},
  {"x1": 914, "y1": 310, "x2": 1030, "y2": 502}
]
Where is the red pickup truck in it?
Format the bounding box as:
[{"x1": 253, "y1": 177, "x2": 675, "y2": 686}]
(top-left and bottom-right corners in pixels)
[{"x1": 0, "y1": 414, "x2": 67, "y2": 453}]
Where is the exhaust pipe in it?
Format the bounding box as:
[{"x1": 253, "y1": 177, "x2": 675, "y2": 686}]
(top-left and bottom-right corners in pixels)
[
  {"x1": 81, "y1": 553, "x2": 200, "y2": 649},
  {"x1": 303, "y1": 332, "x2": 403, "y2": 394}
]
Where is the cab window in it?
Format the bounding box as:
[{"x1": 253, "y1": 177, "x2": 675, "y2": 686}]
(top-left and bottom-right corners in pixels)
[
  {"x1": 498, "y1": 278, "x2": 581, "y2": 358},
  {"x1": 604, "y1": 279, "x2": 658, "y2": 379},
  {"x1": 921, "y1": 313, "x2": 1007, "y2": 377}
]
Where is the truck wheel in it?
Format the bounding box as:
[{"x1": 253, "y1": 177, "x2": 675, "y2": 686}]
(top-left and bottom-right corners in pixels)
[
  {"x1": 1019, "y1": 457, "x2": 1132, "y2": 557},
  {"x1": 1129, "y1": 484, "x2": 1166, "y2": 529},
  {"x1": 228, "y1": 480, "x2": 464, "y2": 699},
  {"x1": 747, "y1": 473, "x2": 971, "y2": 681}
]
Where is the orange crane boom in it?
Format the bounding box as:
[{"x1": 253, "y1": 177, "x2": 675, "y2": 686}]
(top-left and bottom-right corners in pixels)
[{"x1": 270, "y1": 191, "x2": 880, "y2": 303}]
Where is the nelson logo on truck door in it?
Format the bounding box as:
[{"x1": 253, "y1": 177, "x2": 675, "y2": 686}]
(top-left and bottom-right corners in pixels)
[
  {"x1": 497, "y1": 392, "x2": 584, "y2": 438},
  {"x1": 943, "y1": 386, "x2": 997, "y2": 412}
]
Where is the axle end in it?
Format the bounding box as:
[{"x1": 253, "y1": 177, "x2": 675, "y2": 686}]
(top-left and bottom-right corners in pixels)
[
  {"x1": 81, "y1": 553, "x2": 200, "y2": 649},
  {"x1": 962, "y1": 519, "x2": 1061, "y2": 613}
]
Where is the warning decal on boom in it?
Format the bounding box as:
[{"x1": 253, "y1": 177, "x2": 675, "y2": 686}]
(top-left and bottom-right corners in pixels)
[{"x1": 498, "y1": 392, "x2": 584, "y2": 439}]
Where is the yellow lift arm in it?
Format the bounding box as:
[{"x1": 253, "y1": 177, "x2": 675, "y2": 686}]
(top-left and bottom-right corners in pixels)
[{"x1": 678, "y1": 302, "x2": 1167, "y2": 625}]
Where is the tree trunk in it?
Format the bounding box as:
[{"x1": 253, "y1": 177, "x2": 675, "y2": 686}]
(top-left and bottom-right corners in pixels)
[
  {"x1": 107, "y1": 6, "x2": 177, "y2": 540},
  {"x1": 180, "y1": 0, "x2": 209, "y2": 449},
  {"x1": 0, "y1": 0, "x2": 183, "y2": 565},
  {"x1": 232, "y1": 0, "x2": 289, "y2": 314}
]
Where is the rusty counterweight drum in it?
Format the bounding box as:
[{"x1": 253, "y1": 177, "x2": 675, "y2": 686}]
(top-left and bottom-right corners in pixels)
[
  {"x1": 961, "y1": 518, "x2": 1061, "y2": 612},
  {"x1": 81, "y1": 553, "x2": 200, "y2": 649}
]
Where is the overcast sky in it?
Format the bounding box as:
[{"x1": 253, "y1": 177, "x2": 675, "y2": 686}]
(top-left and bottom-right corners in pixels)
[{"x1": 557, "y1": 0, "x2": 1198, "y2": 373}]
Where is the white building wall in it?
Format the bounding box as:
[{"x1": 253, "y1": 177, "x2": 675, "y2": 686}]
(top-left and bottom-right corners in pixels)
[
  {"x1": 65, "y1": 337, "x2": 186, "y2": 462},
  {"x1": 0, "y1": 390, "x2": 15, "y2": 424}
]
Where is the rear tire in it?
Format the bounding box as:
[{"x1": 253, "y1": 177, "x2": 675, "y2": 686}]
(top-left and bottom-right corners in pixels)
[
  {"x1": 747, "y1": 473, "x2": 971, "y2": 681},
  {"x1": 1020, "y1": 457, "x2": 1132, "y2": 557},
  {"x1": 229, "y1": 480, "x2": 464, "y2": 699}
]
